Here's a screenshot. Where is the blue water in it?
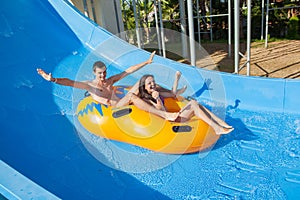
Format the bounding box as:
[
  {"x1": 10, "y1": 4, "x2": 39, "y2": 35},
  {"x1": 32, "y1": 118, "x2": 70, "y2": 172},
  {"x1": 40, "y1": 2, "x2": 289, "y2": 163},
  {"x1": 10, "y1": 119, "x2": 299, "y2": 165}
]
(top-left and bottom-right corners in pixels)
[{"x1": 75, "y1": 105, "x2": 300, "y2": 199}]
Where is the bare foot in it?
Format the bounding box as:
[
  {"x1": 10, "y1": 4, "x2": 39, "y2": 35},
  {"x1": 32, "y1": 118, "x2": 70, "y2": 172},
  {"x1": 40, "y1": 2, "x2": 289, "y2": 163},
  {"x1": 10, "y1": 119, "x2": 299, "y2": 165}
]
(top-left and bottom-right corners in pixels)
[
  {"x1": 165, "y1": 112, "x2": 179, "y2": 121},
  {"x1": 221, "y1": 124, "x2": 233, "y2": 129},
  {"x1": 214, "y1": 119, "x2": 233, "y2": 129},
  {"x1": 216, "y1": 127, "x2": 234, "y2": 135}
]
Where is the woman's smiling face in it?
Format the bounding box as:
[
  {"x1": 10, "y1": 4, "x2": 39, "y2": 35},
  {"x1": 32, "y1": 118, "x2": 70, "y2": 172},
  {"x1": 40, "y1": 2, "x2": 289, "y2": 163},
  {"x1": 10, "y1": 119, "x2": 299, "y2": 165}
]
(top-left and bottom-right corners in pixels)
[{"x1": 144, "y1": 76, "x2": 156, "y2": 94}]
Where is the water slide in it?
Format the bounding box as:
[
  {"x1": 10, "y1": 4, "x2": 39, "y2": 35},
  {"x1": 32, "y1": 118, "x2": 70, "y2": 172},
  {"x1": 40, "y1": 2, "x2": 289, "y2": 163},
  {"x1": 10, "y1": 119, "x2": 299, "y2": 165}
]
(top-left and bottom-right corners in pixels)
[{"x1": 1, "y1": 0, "x2": 300, "y2": 199}]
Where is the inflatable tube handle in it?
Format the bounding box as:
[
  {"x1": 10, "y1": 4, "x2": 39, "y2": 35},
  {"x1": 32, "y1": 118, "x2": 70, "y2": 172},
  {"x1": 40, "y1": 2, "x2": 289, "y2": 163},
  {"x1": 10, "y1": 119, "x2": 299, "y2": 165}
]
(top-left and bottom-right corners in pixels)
[
  {"x1": 172, "y1": 125, "x2": 192, "y2": 133},
  {"x1": 112, "y1": 108, "x2": 132, "y2": 118}
]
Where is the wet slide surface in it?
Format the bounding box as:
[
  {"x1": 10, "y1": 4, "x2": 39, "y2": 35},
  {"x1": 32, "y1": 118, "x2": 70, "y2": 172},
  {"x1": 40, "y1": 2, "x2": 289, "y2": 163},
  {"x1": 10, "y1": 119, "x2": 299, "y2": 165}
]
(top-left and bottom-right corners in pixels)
[{"x1": 1, "y1": 0, "x2": 300, "y2": 199}]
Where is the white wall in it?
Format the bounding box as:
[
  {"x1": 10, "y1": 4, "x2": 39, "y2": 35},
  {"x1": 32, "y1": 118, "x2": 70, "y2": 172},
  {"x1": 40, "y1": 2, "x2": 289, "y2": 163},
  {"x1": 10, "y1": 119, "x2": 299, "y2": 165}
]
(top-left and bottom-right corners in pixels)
[{"x1": 70, "y1": 0, "x2": 124, "y2": 35}]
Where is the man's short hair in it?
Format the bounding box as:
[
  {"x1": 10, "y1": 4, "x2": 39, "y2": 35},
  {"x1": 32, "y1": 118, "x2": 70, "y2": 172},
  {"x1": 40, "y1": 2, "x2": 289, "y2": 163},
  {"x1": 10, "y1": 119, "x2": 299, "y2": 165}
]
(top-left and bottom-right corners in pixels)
[{"x1": 93, "y1": 61, "x2": 106, "y2": 71}]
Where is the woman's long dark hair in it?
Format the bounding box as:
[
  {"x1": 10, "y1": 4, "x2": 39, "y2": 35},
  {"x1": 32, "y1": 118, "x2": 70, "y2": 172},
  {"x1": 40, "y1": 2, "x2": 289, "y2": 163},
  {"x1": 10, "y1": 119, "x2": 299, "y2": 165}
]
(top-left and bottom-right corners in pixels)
[{"x1": 138, "y1": 74, "x2": 157, "y2": 104}]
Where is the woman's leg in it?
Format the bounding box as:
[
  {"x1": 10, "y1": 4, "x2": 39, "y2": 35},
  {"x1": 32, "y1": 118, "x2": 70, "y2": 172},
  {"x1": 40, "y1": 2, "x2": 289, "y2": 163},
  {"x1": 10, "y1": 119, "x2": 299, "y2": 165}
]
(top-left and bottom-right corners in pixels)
[
  {"x1": 198, "y1": 104, "x2": 232, "y2": 128},
  {"x1": 114, "y1": 81, "x2": 140, "y2": 107},
  {"x1": 178, "y1": 100, "x2": 233, "y2": 135},
  {"x1": 116, "y1": 93, "x2": 179, "y2": 121},
  {"x1": 131, "y1": 94, "x2": 179, "y2": 121}
]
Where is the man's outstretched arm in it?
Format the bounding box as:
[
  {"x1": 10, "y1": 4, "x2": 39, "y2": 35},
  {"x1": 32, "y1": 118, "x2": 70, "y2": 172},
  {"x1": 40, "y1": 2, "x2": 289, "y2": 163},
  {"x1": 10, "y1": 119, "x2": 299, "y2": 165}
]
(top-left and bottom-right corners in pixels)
[{"x1": 109, "y1": 51, "x2": 156, "y2": 83}]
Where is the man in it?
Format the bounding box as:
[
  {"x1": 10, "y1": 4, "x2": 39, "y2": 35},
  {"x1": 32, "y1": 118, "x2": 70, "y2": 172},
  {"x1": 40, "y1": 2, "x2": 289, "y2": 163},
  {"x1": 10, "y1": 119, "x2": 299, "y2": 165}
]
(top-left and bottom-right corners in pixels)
[{"x1": 37, "y1": 51, "x2": 179, "y2": 120}]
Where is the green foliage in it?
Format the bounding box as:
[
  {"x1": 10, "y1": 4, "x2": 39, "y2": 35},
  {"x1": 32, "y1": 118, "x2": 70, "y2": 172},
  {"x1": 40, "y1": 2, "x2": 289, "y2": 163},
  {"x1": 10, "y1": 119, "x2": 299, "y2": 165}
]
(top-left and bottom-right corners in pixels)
[
  {"x1": 121, "y1": 0, "x2": 300, "y2": 42},
  {"x1": 121, "y1": 0, "x2": 182, "y2": 44},
  {"x1": 287, "y1": 16, "x2": 300, "y2": 39}
]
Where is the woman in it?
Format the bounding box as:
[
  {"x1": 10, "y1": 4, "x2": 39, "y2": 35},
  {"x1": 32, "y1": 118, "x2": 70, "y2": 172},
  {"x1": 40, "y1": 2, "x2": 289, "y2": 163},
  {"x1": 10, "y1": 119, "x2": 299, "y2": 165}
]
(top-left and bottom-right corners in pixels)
[{"x1": 137, "y1": 73, "x2": 234, "y2": 135}]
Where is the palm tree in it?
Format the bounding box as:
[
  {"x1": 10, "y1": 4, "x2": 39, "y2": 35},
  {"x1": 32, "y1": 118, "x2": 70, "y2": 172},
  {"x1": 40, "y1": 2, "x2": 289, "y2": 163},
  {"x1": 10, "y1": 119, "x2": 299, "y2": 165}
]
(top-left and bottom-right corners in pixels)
[{"x1": 121, "y1": 0, "x2": 182, "y2": 44}]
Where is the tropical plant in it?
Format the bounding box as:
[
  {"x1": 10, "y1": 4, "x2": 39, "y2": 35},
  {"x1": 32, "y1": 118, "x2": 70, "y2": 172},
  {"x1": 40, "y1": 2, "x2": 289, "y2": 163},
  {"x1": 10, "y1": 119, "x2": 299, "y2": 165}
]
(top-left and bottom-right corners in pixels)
[{"x1": 121, "y1": 0, "x2": 300, "y2": 43}]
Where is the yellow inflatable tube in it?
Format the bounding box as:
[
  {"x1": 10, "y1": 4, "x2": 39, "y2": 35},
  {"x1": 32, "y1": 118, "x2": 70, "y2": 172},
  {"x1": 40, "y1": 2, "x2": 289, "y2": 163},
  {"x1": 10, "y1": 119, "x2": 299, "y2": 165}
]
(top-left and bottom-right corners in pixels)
[{"x1": 76, "y1": 86, "x2": 220, "y2": 154}]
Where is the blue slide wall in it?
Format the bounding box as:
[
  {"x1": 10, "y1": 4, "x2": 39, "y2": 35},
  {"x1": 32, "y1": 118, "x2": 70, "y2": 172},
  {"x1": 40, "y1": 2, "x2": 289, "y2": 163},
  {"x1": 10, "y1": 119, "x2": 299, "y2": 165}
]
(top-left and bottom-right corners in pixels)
[{"x1": 1, "y1": 0, "x2": 300, "y2": 199}]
